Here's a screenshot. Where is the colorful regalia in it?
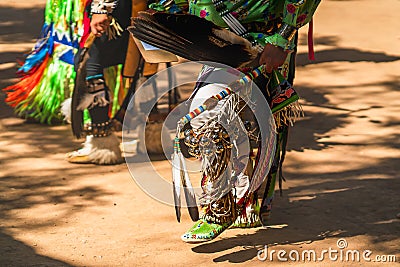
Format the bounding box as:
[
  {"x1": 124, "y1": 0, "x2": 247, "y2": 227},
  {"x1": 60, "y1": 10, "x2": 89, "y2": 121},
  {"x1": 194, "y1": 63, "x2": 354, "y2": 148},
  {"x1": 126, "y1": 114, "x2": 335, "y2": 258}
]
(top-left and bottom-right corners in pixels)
[
  {"x1": 3, "y1": 0, "x2": 158, "y2": 165},
  {"x1": 3, "y1": 0, "x2": 129, "y2": 124},
  {"x1": 132, "y1": 0, "x2": 321, "y2": 242}
]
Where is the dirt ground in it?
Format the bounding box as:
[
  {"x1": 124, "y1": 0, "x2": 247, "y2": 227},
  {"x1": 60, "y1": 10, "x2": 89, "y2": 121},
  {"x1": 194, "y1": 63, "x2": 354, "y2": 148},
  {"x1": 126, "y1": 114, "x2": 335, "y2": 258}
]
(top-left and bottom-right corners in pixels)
[{"x1": 0, "y1": 0, "x2": 399, "y2": 266}]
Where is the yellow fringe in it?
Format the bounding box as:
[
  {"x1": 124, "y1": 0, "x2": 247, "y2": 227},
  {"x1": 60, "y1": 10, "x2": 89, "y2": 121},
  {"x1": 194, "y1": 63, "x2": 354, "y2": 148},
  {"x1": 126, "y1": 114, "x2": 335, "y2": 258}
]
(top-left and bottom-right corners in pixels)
[
  {"x1": 273, "y1": 100, "x2": 304, "y2": 128},
  {"x1": 106, "y1": 16, "x2": 124, "y2": 40}
]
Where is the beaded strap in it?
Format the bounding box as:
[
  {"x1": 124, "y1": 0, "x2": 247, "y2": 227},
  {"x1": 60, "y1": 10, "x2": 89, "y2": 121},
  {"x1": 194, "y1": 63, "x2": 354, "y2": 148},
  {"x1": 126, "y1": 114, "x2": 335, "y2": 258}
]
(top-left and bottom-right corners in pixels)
[
  {"x1": 180, "y1": 88, "x2": 232, "y2": 125},
  {"x1": 179, "y1": 66, "x2": 265, "y2": 126},
  {"x1": 173, "y1": 137, "x2": 181, "y2": 152},
  {"x1": 83, "y1": 120, "x2": 113, "y2": 137},
  {"x1": 238, "y1": 67, "x2": 264, "y2": 85}
]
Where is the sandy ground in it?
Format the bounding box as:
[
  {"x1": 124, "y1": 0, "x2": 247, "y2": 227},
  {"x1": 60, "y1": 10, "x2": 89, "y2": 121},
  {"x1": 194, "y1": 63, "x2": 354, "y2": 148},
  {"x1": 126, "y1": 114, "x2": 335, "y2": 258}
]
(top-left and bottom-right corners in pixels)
[{"x1": 0, "y1": 0, "x2": 399, "y2": 266}]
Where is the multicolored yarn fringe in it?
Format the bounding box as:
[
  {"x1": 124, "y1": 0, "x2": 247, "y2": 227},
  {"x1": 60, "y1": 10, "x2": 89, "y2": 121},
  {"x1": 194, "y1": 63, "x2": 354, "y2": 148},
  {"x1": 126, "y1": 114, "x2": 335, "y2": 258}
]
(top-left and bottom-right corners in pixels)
[
  {"x1": 104, "y1": 64, "x2": 129, "y2": 119},
  {"x1": 3, "y1": 0, "x2": 85, "y2": 123},
  {"x1": 3, "y1": 0, "x2": 128, "y2": 124}
]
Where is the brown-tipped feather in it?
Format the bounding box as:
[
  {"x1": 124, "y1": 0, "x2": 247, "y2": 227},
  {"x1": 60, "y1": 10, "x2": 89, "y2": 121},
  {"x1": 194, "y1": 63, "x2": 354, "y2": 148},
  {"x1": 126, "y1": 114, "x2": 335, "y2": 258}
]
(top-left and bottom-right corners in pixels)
[
  {"x1": 183, "y1": 186, "x2": 199, "y2": 222},
  {"x1": 173, "y1": 181, "x2": 181, "y2": 222}
]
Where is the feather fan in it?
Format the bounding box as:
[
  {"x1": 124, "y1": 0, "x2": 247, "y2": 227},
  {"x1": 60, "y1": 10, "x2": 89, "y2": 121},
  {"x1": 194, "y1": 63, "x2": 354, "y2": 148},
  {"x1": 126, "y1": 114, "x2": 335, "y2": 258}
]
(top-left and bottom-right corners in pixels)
[{"x1": 128, "y1": 12, "x2": 259, "y2": 68}]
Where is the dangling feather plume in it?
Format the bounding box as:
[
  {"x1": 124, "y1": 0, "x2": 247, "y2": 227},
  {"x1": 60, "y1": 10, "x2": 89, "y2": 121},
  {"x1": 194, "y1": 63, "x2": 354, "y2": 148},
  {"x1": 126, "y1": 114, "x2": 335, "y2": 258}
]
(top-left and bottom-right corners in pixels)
[
  {"x1": 128, "y1": 12, "x2": 259, "y2": 68},
  {"x1": 179, "y1": 152, "x2": 200, "y2": 222},
  {"x1": 172, "y1": 149, "x2": 182, "y2": 222},
  {"x1": 172, "y1": 137, "x2": 199, "y2": 222}
]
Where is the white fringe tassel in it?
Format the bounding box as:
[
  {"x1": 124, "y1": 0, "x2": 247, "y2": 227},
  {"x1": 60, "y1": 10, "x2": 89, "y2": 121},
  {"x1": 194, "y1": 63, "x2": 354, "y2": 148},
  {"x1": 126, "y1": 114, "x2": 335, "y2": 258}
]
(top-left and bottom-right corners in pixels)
[{"x1": 88, "y1": 133, "x2": 123, "y2": 165}]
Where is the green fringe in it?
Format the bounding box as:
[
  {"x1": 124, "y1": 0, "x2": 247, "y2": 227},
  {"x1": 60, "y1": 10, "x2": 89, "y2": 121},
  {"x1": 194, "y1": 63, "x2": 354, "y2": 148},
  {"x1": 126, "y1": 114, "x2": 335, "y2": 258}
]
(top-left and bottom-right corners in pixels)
[
  {"x1": 14, "y1": 0, "x2": 128, "y2": 125},
  {"x1": 15, "y1": 60, "x2": 75, "y2": 124}
]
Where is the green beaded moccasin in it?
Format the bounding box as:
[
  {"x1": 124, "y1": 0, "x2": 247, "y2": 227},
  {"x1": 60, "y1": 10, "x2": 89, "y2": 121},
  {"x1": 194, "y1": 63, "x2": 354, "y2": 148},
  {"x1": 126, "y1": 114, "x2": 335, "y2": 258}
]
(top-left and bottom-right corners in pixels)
[
  {"x1": 181, "y1": 219, "x2": 232, "y2": 243},
  {"x1": 230, "y1": 195, "x2": 262, "y2": 228},
  {"x1": 181, "y1": 193, "x2": 236, "y2": 243}
]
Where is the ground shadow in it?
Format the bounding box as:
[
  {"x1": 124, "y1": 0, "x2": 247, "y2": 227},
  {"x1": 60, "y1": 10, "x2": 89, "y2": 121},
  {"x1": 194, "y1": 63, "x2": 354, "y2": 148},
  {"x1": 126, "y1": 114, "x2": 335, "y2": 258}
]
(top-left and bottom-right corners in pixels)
[
  {"x1": 0, "y1": 6, "x2": 44, "y2": 44},
  {"x1": 287, "y1": 75, "x2": 400, "y2": 152},
  {"x1": 0, "y1": 118, "x2": 120, "y2": 265},
  {"x1": 192, "y1": 175, "x2": 399, "y2": 263},
  {"x1": 0, "y1": 6, "x2": 45, "y2": 119},
  {"x1": 297, "y1": 34, "x2": 400, "y2": 66},
  {"x1": 297, "y1": 48, "x2": 400, "y2": 67},
  {"x1": 0, "y1": 231, "x2": 72, "y2": 266}
]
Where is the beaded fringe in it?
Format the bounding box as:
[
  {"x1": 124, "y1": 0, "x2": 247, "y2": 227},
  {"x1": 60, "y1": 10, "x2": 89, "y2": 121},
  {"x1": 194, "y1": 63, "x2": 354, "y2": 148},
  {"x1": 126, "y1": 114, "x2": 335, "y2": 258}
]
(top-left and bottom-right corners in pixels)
[{"x1": 273, "y1": 100, "x2": 304, "y2": 128}]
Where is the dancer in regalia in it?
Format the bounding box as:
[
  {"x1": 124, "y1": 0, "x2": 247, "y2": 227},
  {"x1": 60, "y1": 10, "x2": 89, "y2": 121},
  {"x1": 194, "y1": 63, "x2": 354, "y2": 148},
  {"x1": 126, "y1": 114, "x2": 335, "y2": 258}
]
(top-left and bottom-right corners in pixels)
[
  {"x1": 130, "y1": 0, "x2": 322, "y2": 242},
  {"x1": 66, "y1": 0, "x2": 162, "y2": 165},
  {"x1": 3, "y1": 0, "x2": 155, "y2": 164}
]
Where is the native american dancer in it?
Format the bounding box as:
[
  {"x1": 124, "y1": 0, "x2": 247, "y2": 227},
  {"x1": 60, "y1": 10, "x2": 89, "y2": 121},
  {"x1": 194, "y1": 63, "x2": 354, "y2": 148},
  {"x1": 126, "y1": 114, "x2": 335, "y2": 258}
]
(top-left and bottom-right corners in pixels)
[
  {"x1": 66, "y1": 0, "x2": 164, "y2": 164},
  {"x1": 2, "y1": 0, "x2": 132, "y2": 125},
  {"x1": 130, "y1": 0, "x2": 321, "y2": 242},
  {"x1": 3, "y1": 0, "x2": 158, "y2": 164}
]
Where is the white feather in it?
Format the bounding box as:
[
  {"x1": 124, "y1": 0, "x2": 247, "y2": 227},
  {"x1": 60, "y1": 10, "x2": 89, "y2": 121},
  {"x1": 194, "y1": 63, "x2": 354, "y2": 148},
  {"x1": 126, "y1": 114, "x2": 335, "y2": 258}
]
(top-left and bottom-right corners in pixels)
[
  {"x1": 88, "y1": 133, "x2": 123, "y2": 165},
  {"x1": 179, "y1": 153, "x2": 196, "y2": 206},
  {"x1": 60, "y1": 98, "x2": 72, "y2": 123}
]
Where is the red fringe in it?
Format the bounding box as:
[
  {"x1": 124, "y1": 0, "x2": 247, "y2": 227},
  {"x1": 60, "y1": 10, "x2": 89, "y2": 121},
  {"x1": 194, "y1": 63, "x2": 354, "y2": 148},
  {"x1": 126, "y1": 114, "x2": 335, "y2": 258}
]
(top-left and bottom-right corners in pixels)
[
  {"x1": 79, "y1": 1, "x2": 92, "y2": 48},
  {"x1": 3, "y1": 54, "x2": 50, "y2": 107}
]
